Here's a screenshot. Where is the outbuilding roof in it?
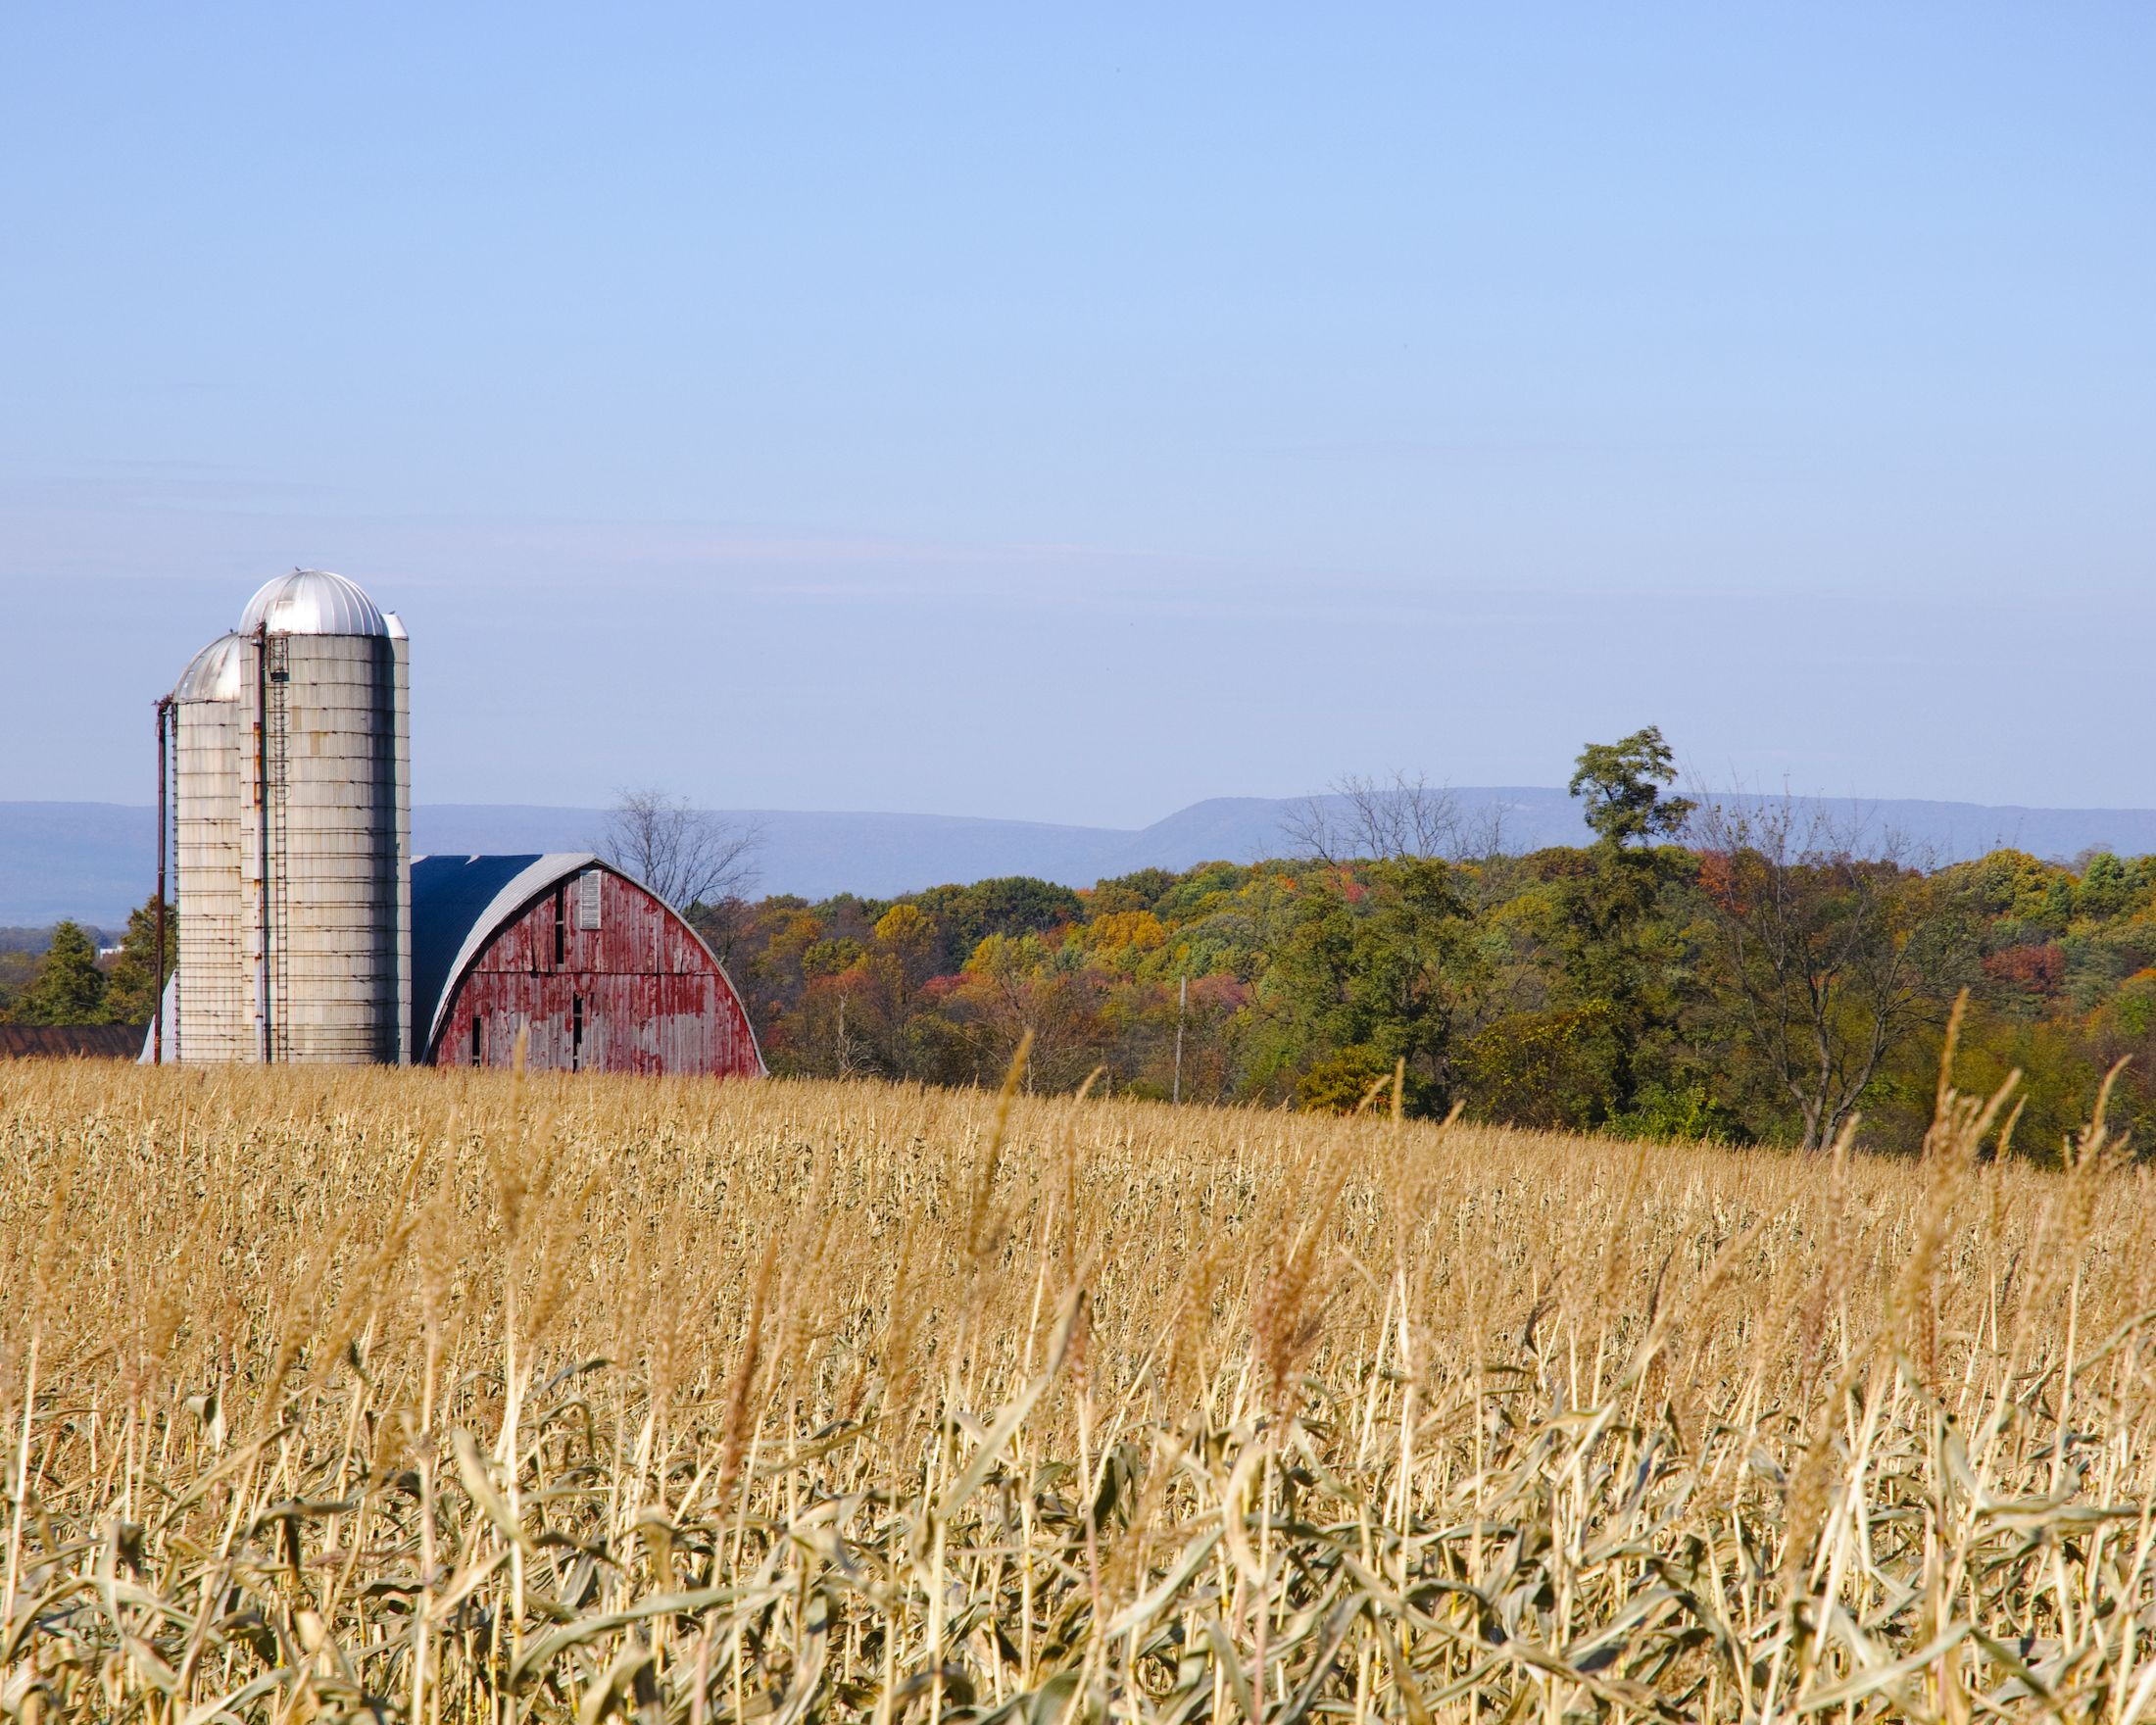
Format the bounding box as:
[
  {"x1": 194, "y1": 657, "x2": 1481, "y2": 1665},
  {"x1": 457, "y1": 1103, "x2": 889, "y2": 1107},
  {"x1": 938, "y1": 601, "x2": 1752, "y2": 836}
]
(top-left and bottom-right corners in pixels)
[{"x1": 7, "y1": 1025, "x2": 142, "y2": 1060}]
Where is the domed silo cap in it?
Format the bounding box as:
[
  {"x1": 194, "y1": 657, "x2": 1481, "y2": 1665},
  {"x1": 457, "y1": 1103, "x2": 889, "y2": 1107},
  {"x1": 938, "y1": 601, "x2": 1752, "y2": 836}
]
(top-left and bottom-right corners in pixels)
[
  {"x1": 239, "y1": 569, "x2": 389, "y2": 637},
  {"x1": 172, "y1": 631, "x2": 250, "y2": 702}
]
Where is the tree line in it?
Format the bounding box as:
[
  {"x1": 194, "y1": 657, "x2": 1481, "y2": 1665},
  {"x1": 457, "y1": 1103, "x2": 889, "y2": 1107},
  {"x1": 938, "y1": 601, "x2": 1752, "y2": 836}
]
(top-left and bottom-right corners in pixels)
[
  {"x1": 689, "y1": 728, "x2": 2156, "y2": 1158},
  {"x1": 16, "y1": 731, "x2": 2151, "y2": 1158},
  {"x1": 0, "y1": 905, "x2": 170, "y2": 1027}
]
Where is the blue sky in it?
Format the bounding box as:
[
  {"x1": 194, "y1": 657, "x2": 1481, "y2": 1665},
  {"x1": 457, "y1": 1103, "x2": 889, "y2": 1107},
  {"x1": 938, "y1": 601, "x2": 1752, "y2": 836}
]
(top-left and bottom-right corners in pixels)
[{"x1": 3, "y1": 5, "x2": 2150, "y2": 823}]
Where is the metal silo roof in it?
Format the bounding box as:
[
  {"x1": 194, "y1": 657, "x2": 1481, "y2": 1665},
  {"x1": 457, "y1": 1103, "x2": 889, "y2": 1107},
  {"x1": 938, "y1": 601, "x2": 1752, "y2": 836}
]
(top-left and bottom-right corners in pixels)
[
  {"x1": 172, "y1": 631, "x2": 250, "y2": 701},
  {"x1": 238, "y1": 569, "x2": 390, "y2": 637}
]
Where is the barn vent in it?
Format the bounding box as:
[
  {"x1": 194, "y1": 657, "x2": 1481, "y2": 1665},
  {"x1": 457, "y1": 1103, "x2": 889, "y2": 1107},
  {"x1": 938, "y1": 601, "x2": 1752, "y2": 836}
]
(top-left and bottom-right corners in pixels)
[{"x1": 578, "y1": 869, "x2": 603, "y2": 931}]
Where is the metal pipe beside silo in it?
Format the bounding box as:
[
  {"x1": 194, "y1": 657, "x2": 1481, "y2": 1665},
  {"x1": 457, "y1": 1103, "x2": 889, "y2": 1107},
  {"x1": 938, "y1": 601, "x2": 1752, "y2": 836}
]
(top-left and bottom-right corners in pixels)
[
  {"x1": 253, "y1": 620, "x2": 272, "y2": 1061},
  {"x1": 154, "y1": 696, "x2": 170, "y2": 1065},
  {"x1": 388, "y1": 611, "x2": 412, "y2": 1065}
]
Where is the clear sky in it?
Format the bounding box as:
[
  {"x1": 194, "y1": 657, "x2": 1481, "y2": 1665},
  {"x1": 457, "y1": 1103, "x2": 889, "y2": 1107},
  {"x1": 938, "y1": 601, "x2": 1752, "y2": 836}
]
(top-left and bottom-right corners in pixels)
[{"x1": 4, "y1": 4, "x2": 2150, "y2": 825}]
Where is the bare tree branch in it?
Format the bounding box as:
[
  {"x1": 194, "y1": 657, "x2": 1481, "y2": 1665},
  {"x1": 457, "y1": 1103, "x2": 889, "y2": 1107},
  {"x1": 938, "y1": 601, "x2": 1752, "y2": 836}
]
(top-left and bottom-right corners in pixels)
[
  {"x1": 1281, "y1": 771, "x2": 1476, "y2": 862},
  {"x1": 593, "y1": 788, "x2": 764, "y2": 913},
  {"x1": 1689, "y1": 786, "x2": 1970, "y2": 1151},
  {"x1": 1458, "y1": 799, "x2": 1511, "y2": 862}
]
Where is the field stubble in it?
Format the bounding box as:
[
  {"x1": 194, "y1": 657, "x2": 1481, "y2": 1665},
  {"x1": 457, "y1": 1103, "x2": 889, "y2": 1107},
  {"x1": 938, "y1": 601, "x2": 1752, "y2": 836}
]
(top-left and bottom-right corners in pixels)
[{"x1": 0, "y1": 1038, "x2": 2152, "y2": 1722}]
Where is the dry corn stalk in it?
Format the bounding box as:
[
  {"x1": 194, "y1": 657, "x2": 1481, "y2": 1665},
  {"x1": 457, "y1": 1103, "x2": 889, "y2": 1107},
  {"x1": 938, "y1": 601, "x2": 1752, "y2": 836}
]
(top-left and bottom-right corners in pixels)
[{"x1": 0, "y1": 1049, "x2": 2147, "y2": 1722}]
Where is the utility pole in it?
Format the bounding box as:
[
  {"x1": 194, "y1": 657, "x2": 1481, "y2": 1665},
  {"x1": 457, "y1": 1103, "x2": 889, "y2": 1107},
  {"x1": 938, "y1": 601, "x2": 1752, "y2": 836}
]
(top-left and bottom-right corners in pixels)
[{"x1": 1172, "y1": 974, "x2": 1186, "y2": 1105}]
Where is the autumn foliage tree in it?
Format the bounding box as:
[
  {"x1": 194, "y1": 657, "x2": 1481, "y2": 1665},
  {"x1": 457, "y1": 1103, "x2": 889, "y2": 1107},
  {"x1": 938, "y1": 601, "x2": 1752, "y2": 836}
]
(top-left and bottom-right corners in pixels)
[
  {"x1": 1690, "y1": 799, "x2": 1977, "y2": 1151},
  {"x1": 706, "y1": 729, "x2": 2155, "y2": 1156}
]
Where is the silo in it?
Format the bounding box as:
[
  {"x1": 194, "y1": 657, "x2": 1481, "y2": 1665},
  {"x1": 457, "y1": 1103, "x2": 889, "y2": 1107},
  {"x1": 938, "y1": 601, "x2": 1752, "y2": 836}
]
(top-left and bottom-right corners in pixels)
[
  {"x1": 170, "y1": 632, "x2": 252, "y2": 1061},
  {"x1": 234, "y1": 571, "x2": 412, "y2": 1063}
]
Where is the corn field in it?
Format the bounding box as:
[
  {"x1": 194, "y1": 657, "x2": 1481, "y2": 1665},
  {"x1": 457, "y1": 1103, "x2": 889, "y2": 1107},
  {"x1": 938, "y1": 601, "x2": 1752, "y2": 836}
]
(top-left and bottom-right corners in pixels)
[{"x1": 2, "y1": 1036, "x2": 2154, "y2": 1722}]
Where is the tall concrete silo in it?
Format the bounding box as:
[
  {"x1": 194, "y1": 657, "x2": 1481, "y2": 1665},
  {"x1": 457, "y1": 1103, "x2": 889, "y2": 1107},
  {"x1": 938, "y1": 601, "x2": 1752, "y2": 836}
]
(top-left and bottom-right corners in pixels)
[{"x1": 166, "y1": 570, "x2": 412, "y2": 1063}]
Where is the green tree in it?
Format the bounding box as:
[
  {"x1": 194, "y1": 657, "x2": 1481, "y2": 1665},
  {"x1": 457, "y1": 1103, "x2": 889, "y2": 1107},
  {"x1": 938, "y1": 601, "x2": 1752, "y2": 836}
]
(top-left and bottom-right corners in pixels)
[
  {"x1": 1568, "y1": 725, "x2": 1695, "y2": 847},
  {"x1": 0, "y1": 949, "x2": 39, "y2": 1022},
  {"x1": 1458, "y1": 1002, "x2": 1619, "y2": 1129},
  {"x1": 102, "y1": 896, "x2": 173, "y2": 1025},
  {"x1": 1295, "y1": 1044, "x2": 1399, "y2": 1114},
  {"x1": 1501, "y1": 727, "x2": 1701, "y2": 1119},
  {"x1": 20, "y1": 921, "x2": 109, "y2": 1024},
  {"x1": 1090, "y1": 867, "x2": 1177, "y2": 915},
  {"x1": 1269, "y1": 858, "x2": 1473, "y2": 1114},
  {"x1": 2075, "y1": 853, "x2": 2136, "y2": 919}
]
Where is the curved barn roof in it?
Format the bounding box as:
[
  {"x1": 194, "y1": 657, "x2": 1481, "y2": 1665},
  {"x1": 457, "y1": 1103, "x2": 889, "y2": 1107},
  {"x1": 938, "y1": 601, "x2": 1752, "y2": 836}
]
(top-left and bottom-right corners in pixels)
[{"x1": 412, "y1": 853, "x2": 598, "y2": 1056}]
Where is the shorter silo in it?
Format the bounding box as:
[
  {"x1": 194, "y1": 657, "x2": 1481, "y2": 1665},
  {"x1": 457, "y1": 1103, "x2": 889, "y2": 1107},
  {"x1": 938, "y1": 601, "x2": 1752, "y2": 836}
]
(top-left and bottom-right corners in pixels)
[{"x1": 171, "y1": 632, "x2": 252, "y2": 1061}]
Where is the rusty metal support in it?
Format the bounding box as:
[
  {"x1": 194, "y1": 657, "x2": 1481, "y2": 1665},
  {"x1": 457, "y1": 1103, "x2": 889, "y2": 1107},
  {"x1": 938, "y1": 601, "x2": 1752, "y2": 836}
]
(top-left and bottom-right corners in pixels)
[
  {"x1": 255, "y1": 621, "x2": 272, "y2": 1062},
  {"x1": 154, "y1": 697, "x2": 172, "y2": 1063}
]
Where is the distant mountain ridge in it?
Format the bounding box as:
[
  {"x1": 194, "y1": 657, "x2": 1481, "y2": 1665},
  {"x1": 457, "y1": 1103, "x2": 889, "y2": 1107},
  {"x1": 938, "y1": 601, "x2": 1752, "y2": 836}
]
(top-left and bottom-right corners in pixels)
[{"x1": 7, "y1": 791, "x2": 2156, "y2": 926}]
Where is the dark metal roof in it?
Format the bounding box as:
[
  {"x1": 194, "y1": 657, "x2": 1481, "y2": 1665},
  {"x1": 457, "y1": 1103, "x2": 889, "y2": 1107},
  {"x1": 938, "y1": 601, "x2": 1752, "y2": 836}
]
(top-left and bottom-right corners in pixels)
[
  {"x1": 1, "y1": 1025, "x2": 142, "y2": 1060},
  {"x1": 411, "y1": 853, "x2": 598, "y2": 1058}
]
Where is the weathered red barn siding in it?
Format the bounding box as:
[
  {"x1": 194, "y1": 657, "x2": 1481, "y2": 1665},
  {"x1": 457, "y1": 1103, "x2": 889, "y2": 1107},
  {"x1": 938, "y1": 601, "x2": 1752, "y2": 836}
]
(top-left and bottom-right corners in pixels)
[{"x1": 428, "y1": 870, "x2": 760, "y2": 1076}]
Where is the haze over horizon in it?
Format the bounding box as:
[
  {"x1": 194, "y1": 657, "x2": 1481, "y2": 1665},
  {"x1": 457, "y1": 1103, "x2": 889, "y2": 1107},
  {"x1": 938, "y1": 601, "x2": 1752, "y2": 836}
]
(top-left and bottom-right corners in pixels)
[
  {"x1": 14, "y1": 783, "x2": 2156, "y2": 930},
  {"x1": 4, "y1": 6, "x2": 2149, "y2": 826}
]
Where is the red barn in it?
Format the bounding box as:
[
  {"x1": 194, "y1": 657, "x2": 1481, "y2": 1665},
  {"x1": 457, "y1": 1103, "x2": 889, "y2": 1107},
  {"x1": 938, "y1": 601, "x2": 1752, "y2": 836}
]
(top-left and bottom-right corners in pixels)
[{"x1": 411, "y1": 853, "x2": 763, "y2": 1075}]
